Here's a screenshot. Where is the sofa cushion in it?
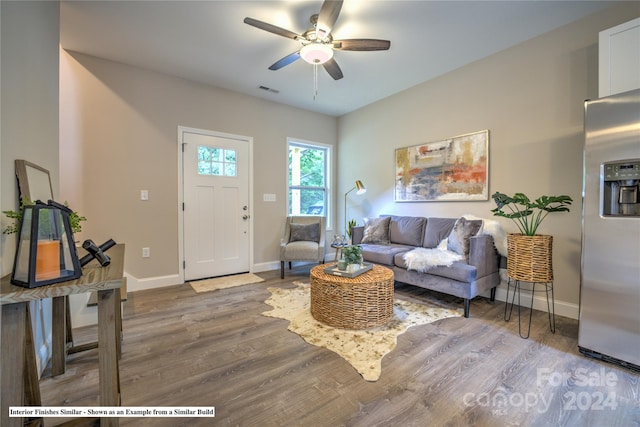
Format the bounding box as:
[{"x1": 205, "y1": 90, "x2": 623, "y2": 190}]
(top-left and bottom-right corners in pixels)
[
  {"x1": 360, "y1": 243, "x2": 412, "y2": 266},
  {"x1": 389, "y1": 216, "x2": 426, "y2": 247},
  {"x1": 422, "y1": 218, "x2": 457, "y2": 248},
  {"x1": 362, "y1": 216, "x2": 391, "y2": 244},
  {"x1": 425, "y1": 262, "x2": 477, "y2": 283},
  {"x1": 283, "y1": 241, "x2": 320, "y2": 259},
  {"x1": 447, "y1": 217, "x2": 483, "y2": 256},
  {"x1": 394, "y1": 254, "x2": 476, "y2": 282},
  {"x1": 289, "y1": 222, "x2": 320, "y2": 243}
]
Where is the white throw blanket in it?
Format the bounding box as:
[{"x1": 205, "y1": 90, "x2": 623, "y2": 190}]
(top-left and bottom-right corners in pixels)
[
  {"x1": 403, "y1": 239, "x2": 463, "y2": 273},
  {"x1": 462, "y1": 214, "x2": 508, "y2": 257},
  {"x1": 403, "y1": 215, "x2": 508, "y2": 274}
]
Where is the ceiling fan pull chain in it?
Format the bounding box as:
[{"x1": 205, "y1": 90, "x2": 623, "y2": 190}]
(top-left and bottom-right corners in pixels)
[{"x1": 313, "y1": 63, "x2": 319, "y2": 100}]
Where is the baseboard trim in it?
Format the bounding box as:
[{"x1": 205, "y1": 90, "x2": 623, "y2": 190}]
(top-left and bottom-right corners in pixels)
[
  {"x1": 487, "y1": 282, "x2": 579, "y2": 320},
  {"x1": 252, "y1": 261, "x2": 281, "y2": 273},
  {"x1": 37, "y1": 332, "x2": 52, "y2": 376},
  {"x1": 253, "y1": 260, "x2": 329, "y2": 274},
  {"x1": 125, "y1": 272, "x2": 182, "y2": 292}
]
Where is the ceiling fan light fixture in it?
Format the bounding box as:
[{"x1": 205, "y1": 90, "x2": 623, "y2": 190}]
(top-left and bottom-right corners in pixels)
[
  {"x1": 300, "y1": 43, "x2": 333, "y2": 65},
  {"x1": 316, "y1": 27, "x2": 329, "y2": 40}
]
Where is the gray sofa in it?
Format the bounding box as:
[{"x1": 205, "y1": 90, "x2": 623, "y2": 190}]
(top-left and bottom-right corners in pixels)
[{"x1": 351, "y1": 215, "x2": 501, "y2": 317}]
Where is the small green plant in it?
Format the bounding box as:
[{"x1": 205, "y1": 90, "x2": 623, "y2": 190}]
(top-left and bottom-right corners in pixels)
[
  {"x1": 2, "y1": 208, "x2": 23, "y2": 235},
  {"x1": 2, "y1": 198, "x2": 32, "y2": 235},
  {"x1": 491, "y1": 192, "x2": 573, "y2": 236},
  {"x1": 342, "y1": 245, "x2": 363, "y2": 265},
  {"x1": 67, "y1": 206, "x2": 87, "y2": 234},
  {"x1": 2, "y1": 199, "x2": 86, "y2": 235},
  {"x1": 346, "y1": 219, "x2": 357, "y2": 238}
]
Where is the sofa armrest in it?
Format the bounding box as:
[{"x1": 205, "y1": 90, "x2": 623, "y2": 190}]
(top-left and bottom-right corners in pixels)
[
  {"x1": 351, "y1": 226, "x2": 364, "y2": 244},
  {"x1": 468, "y1": 234, "x2": 500, "y2": 278}
]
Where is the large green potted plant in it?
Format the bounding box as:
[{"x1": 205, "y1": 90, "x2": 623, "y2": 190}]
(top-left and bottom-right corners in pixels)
[{"x1": 491, "y1": 192, "x2": 572, "y2": 282}]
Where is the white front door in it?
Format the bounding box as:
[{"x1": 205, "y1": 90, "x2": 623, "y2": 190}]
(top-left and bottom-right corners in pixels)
[{"x1": 182, "y1": 130, "x2": 250, "y2": 281}]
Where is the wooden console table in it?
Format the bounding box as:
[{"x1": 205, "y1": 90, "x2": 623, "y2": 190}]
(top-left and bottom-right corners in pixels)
[{"x1": 1, "y1": 244, "x2": 125, "y2": 427}]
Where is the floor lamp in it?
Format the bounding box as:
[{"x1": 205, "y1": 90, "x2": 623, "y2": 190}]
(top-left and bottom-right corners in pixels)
[{"x1": 344, "y1": 180, "x2": 367, "y2": 236}]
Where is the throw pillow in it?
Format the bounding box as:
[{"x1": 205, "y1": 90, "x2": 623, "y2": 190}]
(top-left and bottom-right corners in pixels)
[
  {"x1": 389, "y1": 216, "x2": 427, "y2": 246},
  {"x1": 361, "y1": 216, "x2": 391, "y2": 245},
  {"x1": 289, "y1": 222, "x2": 320, "y2": 243},
  {"x1": 447, "y1": 217, "x2": 483, "y2": 256},
  {"x1": 422, "y1": 218, "x2": 457, "y2": 248}
]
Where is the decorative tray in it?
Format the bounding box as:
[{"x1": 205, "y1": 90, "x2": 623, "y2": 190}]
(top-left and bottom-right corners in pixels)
[{"x1": 323, "y1": 262, "x2": 373, "y2": 278}]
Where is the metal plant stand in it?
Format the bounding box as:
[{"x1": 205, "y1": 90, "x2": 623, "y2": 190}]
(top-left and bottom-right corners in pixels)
[{"x1": 504, "y1": 278, "x2": 556, "y2": 339}]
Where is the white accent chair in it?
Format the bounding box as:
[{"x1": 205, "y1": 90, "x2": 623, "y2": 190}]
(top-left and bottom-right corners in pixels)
[{"x1": 280, "y1": 216, "x2": 326, "y2": 279}]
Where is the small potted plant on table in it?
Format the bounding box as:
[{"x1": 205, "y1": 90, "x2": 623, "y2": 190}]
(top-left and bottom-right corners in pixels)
[{"x1": 341, "y1": 245, "x2": 363, "y2": 273}]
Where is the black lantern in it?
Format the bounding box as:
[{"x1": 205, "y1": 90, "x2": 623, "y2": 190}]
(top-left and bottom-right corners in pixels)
[{"x1": 11, "y1": 200, "x2": 82, "y2": 288}]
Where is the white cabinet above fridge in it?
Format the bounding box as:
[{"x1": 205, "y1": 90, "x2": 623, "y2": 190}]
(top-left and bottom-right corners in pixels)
[{"x1": 599, "y1": 17, "x2": 640, "y2": 98}]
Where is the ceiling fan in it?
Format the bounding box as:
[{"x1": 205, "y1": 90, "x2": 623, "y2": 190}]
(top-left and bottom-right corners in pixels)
[{"x1": 243, "y1": 0, "x2": 390, "y2": 81}]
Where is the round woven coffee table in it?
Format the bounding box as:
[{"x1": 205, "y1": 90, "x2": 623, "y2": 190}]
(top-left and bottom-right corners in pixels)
[{"x1": 310, "y1": 263, "x2": 394, "y2": 330}]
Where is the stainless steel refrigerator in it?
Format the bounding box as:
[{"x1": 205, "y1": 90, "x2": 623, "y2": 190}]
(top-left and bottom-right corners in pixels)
[{"x1": 579, "y1": 88, "x2": 640, "y2": 371}]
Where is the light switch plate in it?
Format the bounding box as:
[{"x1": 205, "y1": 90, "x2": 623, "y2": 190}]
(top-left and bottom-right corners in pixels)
[{"x1": 263, "y1": 193, "x2": 276, "y2": 202}]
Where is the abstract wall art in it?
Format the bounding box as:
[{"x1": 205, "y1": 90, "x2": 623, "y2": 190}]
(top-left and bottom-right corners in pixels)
[{"x1": 395, "y1": 130, "x2": 489, "y2": 202}]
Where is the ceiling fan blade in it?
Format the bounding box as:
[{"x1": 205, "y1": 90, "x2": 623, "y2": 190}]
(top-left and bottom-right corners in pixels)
[
  {"x1": 317, "y1": 0, "x2": 343, "y2": 38},
  {"x1": 322, "y1": 58, "x2": 343, "y2": 80},
  {"x1": 269, "y1": 51, "x2": 301, "y2": 70},
  {"x1": 244, "y1": 17, "x2": 300, "y2": 40},
  {"x1": 333, "y1": 39, "x2": 391, "y2": 51}
]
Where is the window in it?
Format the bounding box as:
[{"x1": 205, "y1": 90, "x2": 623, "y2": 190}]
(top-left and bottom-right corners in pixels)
[
  {"x1": 288, "y1": 140, "x2": 329, "y2": 219},
  {"x1": 198, "y1": 146, "x2": 236, "y2": 176}
]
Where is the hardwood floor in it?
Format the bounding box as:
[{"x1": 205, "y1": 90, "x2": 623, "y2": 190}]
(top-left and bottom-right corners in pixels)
[{"x1": 39, "y1": 266, "x2": 639, "y2": 426}]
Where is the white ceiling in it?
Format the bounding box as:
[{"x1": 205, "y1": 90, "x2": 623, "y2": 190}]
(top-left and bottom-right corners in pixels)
[{"x1": 60, "y1": 1, "x2": 619, "y2": 117}]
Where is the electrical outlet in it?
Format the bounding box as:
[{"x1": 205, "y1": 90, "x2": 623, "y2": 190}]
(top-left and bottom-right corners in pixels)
[
  {"x1": 142, "y1": 247, "x2": 150, "y2": 258},
  {"x1": 140, "y1": 190, "x2": 149, "y2": 201}
]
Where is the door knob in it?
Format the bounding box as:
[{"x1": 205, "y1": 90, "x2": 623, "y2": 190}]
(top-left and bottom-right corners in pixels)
[
  {"x1": 243, "y1": 215, "x2": 249, "y2": 220},
  {"x1": 242, "y1": 205, "x2": 248, "y2": 211}
]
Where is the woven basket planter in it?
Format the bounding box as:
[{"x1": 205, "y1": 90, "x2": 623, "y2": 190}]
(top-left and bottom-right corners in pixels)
[{"x1": 507, "y1": 234, "x2": 553, "y2": 282}]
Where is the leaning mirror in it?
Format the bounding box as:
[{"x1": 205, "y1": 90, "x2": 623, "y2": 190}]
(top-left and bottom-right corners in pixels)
[{"x1": 15, "y1": 159, "x2": 54, "y2": 202}]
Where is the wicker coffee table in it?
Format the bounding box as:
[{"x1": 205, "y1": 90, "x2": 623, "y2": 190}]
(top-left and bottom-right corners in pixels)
[{"x1": 310, "y1": 263, "x2": 394, "y2": 330}]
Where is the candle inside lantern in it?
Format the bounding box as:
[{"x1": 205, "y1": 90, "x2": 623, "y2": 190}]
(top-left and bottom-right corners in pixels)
[{"x1": 36, "y1": 240, "x2": 60, "y2": 281}]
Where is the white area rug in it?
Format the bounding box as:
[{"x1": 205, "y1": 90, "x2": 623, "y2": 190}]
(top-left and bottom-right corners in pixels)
[
  {"x1": 262, "y1": 282, "x2": 462, "y2": 381},
  {"x1": 189, "y1": 273, "x2": 264, "y2": 293}
]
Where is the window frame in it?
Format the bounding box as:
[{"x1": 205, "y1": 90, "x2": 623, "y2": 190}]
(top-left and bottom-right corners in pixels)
[{"x1": 287, "y1": 138, "x2": 331, "y2": 229}]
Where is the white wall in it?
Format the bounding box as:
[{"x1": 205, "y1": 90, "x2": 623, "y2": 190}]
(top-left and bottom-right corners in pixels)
[
  {"x1": 1, "y1": 1, "x2": 60, "y2": 272},
  {"x1": 1, "y1": 0, "x2": 61, "y2": 374},
  {"x1": 337, "y1": 3, "x2": 639, "y2": 319}
]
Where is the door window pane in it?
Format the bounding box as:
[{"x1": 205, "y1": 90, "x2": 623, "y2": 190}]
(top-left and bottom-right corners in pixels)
[{"x1": 198, "y1": 146, "x2": 236, "y2": 177}]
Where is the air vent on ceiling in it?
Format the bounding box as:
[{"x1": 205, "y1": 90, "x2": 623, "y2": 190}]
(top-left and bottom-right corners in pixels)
[{"x1": 258, "y1": 85, "x2": 279, "y2": 94}]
